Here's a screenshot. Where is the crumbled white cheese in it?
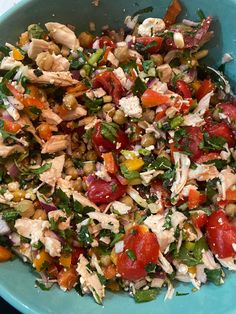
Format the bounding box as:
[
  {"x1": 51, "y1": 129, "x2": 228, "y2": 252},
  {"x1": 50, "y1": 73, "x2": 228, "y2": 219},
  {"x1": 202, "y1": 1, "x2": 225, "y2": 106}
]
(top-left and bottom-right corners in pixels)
[
  {"x1": 112, "y1": 201, "x2": 131, "y2": 215},
  {"x1": 0, "y1": 215, "x2": 10, "y2": 235},
  {"x1": 44, "y1": 236, "x2": 61, "y2": 257},
  {"x1": 3, "y1": 191, "x2": 14, "y2": 201},
  {"x1": 138, "y1": 18, "x2": 165, "y2": 36},
  {"x1": 124, "y1": 15, "x2": 139, "y2": 29},
  {"x1": 119, "y1": 96, "x2": 142, "y2": 118},
  {"x1": 93, "y1": 87, "x2": 106, "y2": 98},
  {"x1": 115, "y1": 240, "x2": 124, "y2": 254},
  {"x1": 113, "y1": 67, "x2": 132, "y2": 90},
  {"x1": 107, "y1": 51, "x2": 119, "y2": 67}
]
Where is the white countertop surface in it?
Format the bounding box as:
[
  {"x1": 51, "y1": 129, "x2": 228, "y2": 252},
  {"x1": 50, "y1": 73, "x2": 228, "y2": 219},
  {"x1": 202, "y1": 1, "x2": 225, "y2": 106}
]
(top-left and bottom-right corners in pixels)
[{"x1": 0, "y1": 0, "x2": 21, "y2": 16}]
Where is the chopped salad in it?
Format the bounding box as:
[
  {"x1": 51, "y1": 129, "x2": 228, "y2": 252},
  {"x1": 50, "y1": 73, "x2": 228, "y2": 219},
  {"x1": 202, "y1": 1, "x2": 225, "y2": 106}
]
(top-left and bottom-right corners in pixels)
[{"x1": 0, "y1": 0, "x2": 236, "y2": 305}]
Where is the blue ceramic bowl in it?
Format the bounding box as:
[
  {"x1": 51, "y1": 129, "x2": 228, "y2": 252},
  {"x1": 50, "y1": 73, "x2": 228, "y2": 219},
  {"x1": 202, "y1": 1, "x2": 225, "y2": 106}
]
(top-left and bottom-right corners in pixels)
[{"x1": 0, "y1": 1, "x2": 236, "y2": 313}]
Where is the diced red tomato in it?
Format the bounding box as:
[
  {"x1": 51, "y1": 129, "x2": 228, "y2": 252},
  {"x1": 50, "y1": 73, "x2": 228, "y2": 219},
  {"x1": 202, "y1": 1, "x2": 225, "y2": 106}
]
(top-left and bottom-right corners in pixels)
[
  {"x1": 71, "y1": 247, "x2": 86, "y2": 265},
  {"x1": 3, "y1": 119, "x2": 21, "y2": 133},
  {"x1": 92, "y1": 122, "x2": 129, "y2": 153},
  {"x1": 191, "y1": 212, "x2": 208, "y2": 229},
  {"x1": 141, "y1": 89, "x2": 170, "y2": 108},
  {"x1": 136, "y1": 36, "x2": 163, "y2": 54},
  {"x1": 204, "y1": 121, "x2": 235, "y2": 147},
  {"x1": 206, "y1": 210, "x2": 236, "y2": 258},
  {"x1": 188, "y1": 189, "x2": 201, "y2": 210},
  {"x1": 87, "y1": 177, "x2": 127, "y2": 204},
  {"x1": 117, "y1": 225, "x2": 160, "y2": 281},
  {"x1": 180, "y1": 127, "x2": 204, "y2": 161},
  {"x1": 196, "y1": 79, "x2": 214, "y2": 101},
  {"x1": 176, "y1": 80, "x2": 192, "y2": 99},
  {"x1": 218, "y1": 102, "x2": 236, "y2": 123},
  {"x1": 150, "y1": 180, "x2": 171, "y2": 208},
  {"x1": 99, "y1": 36, "x2": 116, "y2": 48},
  {"x1": 93, "y1": 71, "x2": 124, "y2": 104},
  {"x1": 163, "y1": 0, "x2": 182, "y2": 26}
]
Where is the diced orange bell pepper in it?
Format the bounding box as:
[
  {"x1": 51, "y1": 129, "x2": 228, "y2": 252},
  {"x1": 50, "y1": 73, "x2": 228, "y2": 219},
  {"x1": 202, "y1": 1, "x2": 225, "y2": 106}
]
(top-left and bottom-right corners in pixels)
[
  {"x1": 141, "y1": 89, "x2": 170, "y2": 108},
  {"x1": 102, "y1": 152, "x2": 118, "y2": 174},
  {"x1": 57, "y1": 267, "x2": 78, "y2": 291},
  {"x1": 0, "y1": 246, "x2": 12, "y2": 262},
  {"x1": 12, "y1": 47, "x2": 24, "y2": 61},
  {"x1": 67, "y1": 82, "x2": 88, "y2": 94},
  {"x1": 103, "y1": 264, "x2": 117, "y2": 280},
  {"x1": 3, "y1": 119, "x2": 21, "y2": 133},
  {"x1": 37, "y1": 123, "x2": 53, "y2": 141},
  {"x1": 59, "y1": 253, "x2": 72, "y2": 268},
  {"x1": 226, "y1": 189, "x2": 236, "y2": 201},
  {"x1": 188, "y1": 189, "x2": 201, "y2": 209},
  {"x1": 33, "y1": 249, "x2": 53, "y2": 272},
  {"x1": 196, "y1": 152, "x2": 220, "y2": 163}
]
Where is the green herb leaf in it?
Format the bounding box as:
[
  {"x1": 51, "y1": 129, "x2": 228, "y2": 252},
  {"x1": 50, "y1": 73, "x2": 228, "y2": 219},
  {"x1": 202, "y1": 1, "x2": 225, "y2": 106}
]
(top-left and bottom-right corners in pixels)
[
  {"x1": 145, "y1": 262, "x2": 156, "y2": 272},
  {"x1": 148, "y1": 157, "x2": 172, "y2": 171},
  {"x1": 35, "y1": 280, "x2": 53, "y2": 291},
  {"x1": 163, "y1": 211, "x2": 172, "y2": 230},
  {"x1": 121, "y1": 60, "x2": 138, "y2": 73},
  {"x1": 0, "y1": 46, "x2": 10, "y2": 56},
  {"x1": 29, "y1": 106, "x2": 42, "y2": 115},
  {"x1": 2, "y1": 210, "x2": 20, "y2": 222},
  {"x1": 170, "y1": 115, "x2": 184, "y2": 129},
  {"x1": 28, "y1": 24, "x2": 46, "y2": 39},
  {"x1": 134, "y1": 288, "x2": 159, "y2": 303},
  {"x1": 30, "y1": 163, "x2": 52, "y2": 174},
  {"x1": 142, "y1": 60, "x2": 155, "y2": 73},
  {"x1": 205, "y1": 268, "x2": 223, "y2": 286},
  {"x1": 83, "y1": 95, "x2": 103, "y2": 114},
  {"x1": 176, "y1": 292, "x2": 190, "y2": 296},
  {"x1": 143, "y1": 41, "x2": 158, "y2": 51},
  {"x1": 70, "y1": 51, "x2": 87, "y2": 69},
  {"x1": 100, "y1": 121, "x2": 119, "y2": 142},
  {"x1": 197, "y1": 9, "x2": 206, "y2": 21},
  {"x1": 120, "y1": 164, "x2": 140, "y2": 180},
  {"x1": 132, "y1": 77, "x2": 147, "y2": 97},
  {"x1": 204, "y1": 159, "x2": 227, "y2": 171},
  {"x1": 78, "y1": 225, "x2": 93, "y2": 245},
  {"x1": 126, "y1": 249, "x2": 136, "y2": 261},
  {"x1": 202, "y1": 133, "x2": 226, "y2": 150},
  {"x1": 110, "y1": 233, "x2": 124, "y2": 247},
  {"x1": 132, "y1": 6, "x2": 153, "y2": 18}
]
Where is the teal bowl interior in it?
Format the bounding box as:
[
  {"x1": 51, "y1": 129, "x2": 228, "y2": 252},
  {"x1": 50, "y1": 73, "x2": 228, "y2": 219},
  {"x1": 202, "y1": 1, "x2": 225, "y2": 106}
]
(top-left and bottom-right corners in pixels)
[{"x1": 0, "y1": 1, "x2": 236, "y2": 313}]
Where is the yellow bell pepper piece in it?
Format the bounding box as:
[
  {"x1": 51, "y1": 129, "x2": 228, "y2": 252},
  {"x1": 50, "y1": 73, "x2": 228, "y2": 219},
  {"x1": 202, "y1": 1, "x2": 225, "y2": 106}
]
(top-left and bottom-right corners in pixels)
[
  {"x1": 33, "y1": 249, "x2": 52, "y2": 272},
  {"x1": 12, "y1": 47, "x2": 24, "y2": 61},
  {"x1": 122, "y1": 158, "x2": 144, "y2": 171},
  {"x1": 59, "y1": 253, "x2": 72, "y2": 268},
  {"x1": 192, "y1": 80, "x2": 201, "y2": 93}
]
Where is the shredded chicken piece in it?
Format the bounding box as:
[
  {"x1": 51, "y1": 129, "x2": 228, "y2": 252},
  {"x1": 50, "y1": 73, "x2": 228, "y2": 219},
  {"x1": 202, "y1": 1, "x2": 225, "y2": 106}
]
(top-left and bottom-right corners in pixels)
[
  {"x1": 87, "y1": 212, "x2": 119, "y2": 234},
  {"x1": 27, "y1": 69, "x2": 78, "y2": 86},
  {"x1": 158, "y1": 252, "x2": 173, "y2": 274},
  {"x1": 39, "y1": 155, "x2": 65, "y2": 187},
  {"x1": 0, "y1": 143, "x2": 24, "y2": 157},
  {"x1": 218, "y1": 167, "x2": 236, "y2": 199},
  {"x1": 45, "y1": 22, "x2": 80, "y2": 50},
  {"x1": 73, "y1": 191, "x2": 100, "y2": 212},
  {"x1": 17, "y1": 114, "x2": 43, "y2": 145},
  {"x1": 27, "y1": 39, "x2": 50, "y2": 60},
  {"x1": 0, "y1": 56, "x2": 22, "y2": 70},
  {"x1": 217, "y1": 257, "x2": 236, "y2": 270},
  {"x1": 48, "y1": 210, "x2": 71, "y2": 231},
  {"x1": 41, "y1": 108, "x2": 62, "y2": 125},
  {"x1": 41, "y1": 135, "x2": 68, "y2": 154},
  {"x1": 61, "y1": 105, "x2": 87, "y2": 121},
  {"x1": 188, "y1": 164, "x2": 219, "y2": 181},
  {"x1": 171, "y1": 152, "x2": 191, "y2": 195}
]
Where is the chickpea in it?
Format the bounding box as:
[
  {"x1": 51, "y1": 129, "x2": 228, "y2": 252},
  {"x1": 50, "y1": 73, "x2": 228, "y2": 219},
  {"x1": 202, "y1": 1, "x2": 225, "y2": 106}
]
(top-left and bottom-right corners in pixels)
[
  {"x1": 86, "y1": 150, "x2": 97, "y2": 161},
  {"x1": 33, "y1": 208, "x2": 47, "y2": 220},
  {"x1": 100, "y1": 255, "x2": 111, "y2": 267},
  {"x1": 83, "y1": 161, "x2": 95, "y2": 175},
  {"x1": 103, "y1": 95, "x2": 112, "y2": 103},
  {"x1": 16, "y1": 200, "x2": 35, "y2": 218},
  {"x1": 36, "y1": 52, "x2": 54, "y2": 71},
  {"x1": 114, "y1": 46, "x2": 130, "y2": 63},
  {"x1": 79, "y1": 142, "x2": 86, "y2": 155},
  {"x1": 113, "y1": 109, "x2": 126, "y2": 125},
  {"x1": 72, "y1": 178, "x2": 83, "y2": 192},
  {"x1": 65, "y1": 166, "x2": 78, "y2": 179},
  {"x1": 8, "y1": 182, "x2": 20, "y2": 192},
  {"x1": 150, "y1": 54, "x2": 163, "y2": 66},
  {"x1": 63, "y1": 94, "x2": 78, "y2": 110},
  {"x1": 78, "y1": 32, "x2": 94, "y2": 48},
  {"x1": 48, "y1": 42, "x2": 61, "y2": 55},
  {"x1": 225, "y1": 203, "x2": 236, "y2": 217},
  {"x1": 120, "y1": 195, "x2": 134, "y2": 207},
  {"x1": 61, "y1": 46, "x2": 70, "y2": 57},
  {"x1": 64, "y1": 159, "x2": 74, "y2": 169},
  {"x1": 12, "y1": 190, "x2": 26, "y2": 202},
  {"x1": 102, "y1": 103, "x2": 115, "y2": 117},
  {"x1": 142, "y1": 109, "x2": 155, "y2": 123},
  {"x1": 141, "y1": 134, "x2": 156, "y2": 147}
]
